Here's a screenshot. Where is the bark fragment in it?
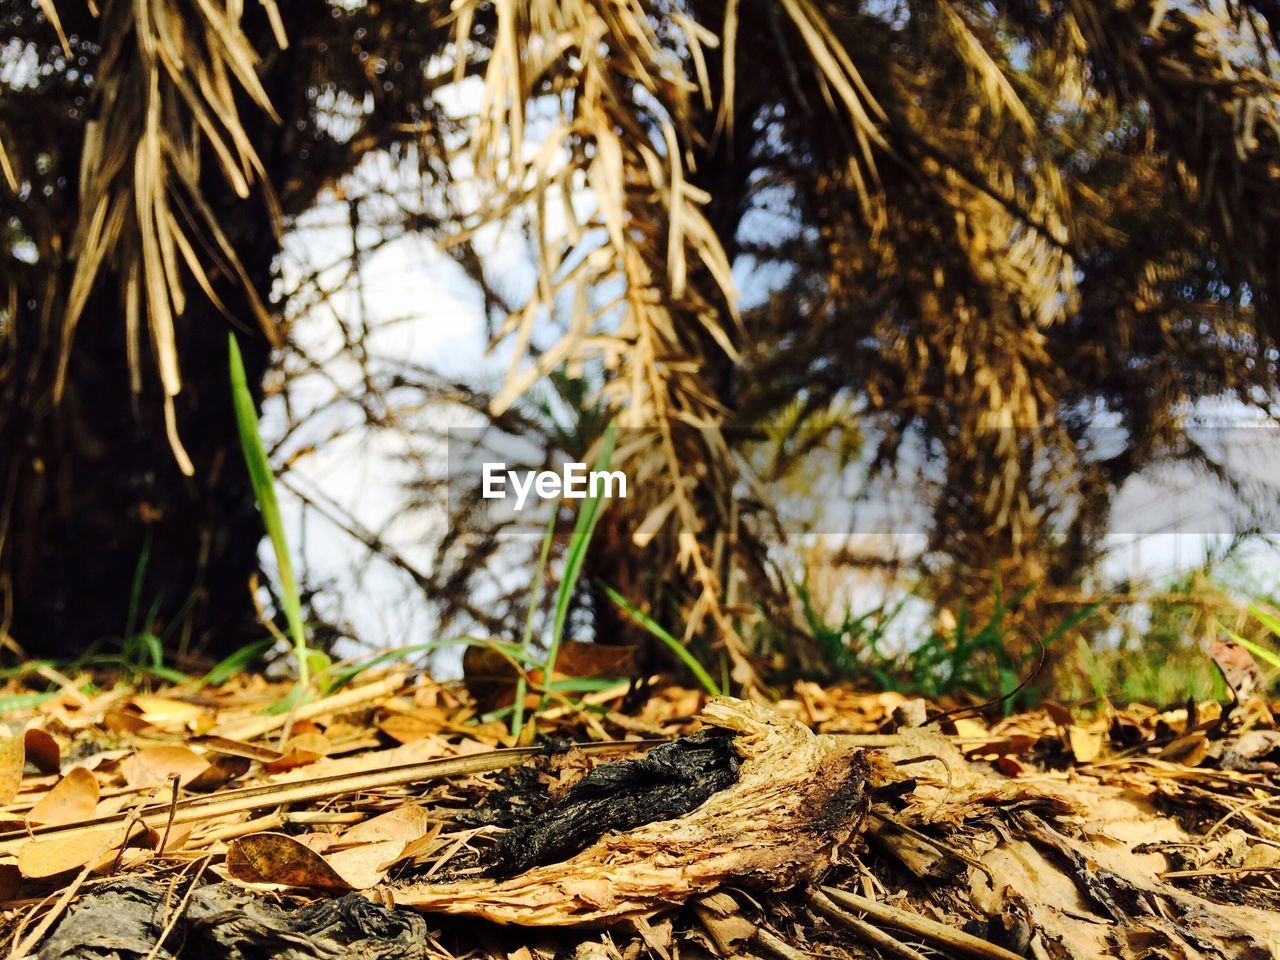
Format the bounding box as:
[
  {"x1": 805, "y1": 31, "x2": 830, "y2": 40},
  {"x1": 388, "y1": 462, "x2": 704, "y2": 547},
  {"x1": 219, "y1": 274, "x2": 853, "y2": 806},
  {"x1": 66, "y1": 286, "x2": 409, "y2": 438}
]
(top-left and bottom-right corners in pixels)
[{"x1": 392, "y1": 698, "x2": 887, "y2": 926}]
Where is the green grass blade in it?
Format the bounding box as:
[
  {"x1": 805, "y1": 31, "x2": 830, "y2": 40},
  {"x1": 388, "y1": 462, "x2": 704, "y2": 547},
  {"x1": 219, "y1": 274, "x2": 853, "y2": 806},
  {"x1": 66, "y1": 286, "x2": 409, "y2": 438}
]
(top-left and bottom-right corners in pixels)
[
  {"x1": 124, "y1": 531, "x2": 152, "y2": 648},
  {"x1": 1226, "y1": 627, "x2": 1280, "y2": 672},
  {"x1": 512, "y1": 503, "x2": 559, "y2": 736},
  {"x1": 538, "y1": 420, "x2": 618, "y2": 713},
  {"x1": 600, "y1": 581, "x2": 722, "y2": 696},
  {"x1": 1248, "y1": 604, "x2": 1280, "y2": 642},
  {"x1": 229, "y1": 333, "x2": 311, "y2": 688},
  {"x1": 199, "y1": 638, "x2": 276, "y2": 689}
]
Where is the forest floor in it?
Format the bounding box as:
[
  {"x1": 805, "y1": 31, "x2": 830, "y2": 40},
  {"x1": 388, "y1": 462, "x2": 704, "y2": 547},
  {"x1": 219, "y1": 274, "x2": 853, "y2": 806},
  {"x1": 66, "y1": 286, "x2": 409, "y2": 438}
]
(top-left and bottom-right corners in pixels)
[{"x1": 0, "y1": 667, "x2": 1278, "y2": 959}]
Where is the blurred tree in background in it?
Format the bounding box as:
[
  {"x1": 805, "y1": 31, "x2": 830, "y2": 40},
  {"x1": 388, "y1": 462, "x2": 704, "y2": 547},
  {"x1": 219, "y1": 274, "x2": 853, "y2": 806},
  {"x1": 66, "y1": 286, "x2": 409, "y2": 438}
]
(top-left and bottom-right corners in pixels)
[{"x1": 2, "y1": 0, "x2": 1279, "y2": 680}]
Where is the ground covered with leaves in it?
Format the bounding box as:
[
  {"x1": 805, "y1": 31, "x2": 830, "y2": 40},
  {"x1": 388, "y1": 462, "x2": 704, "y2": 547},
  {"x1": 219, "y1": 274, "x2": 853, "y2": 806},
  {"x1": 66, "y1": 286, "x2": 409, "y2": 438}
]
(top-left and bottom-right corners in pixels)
[{"x1": 1, "y1": 666, "x2": 1278, "y2": 959}]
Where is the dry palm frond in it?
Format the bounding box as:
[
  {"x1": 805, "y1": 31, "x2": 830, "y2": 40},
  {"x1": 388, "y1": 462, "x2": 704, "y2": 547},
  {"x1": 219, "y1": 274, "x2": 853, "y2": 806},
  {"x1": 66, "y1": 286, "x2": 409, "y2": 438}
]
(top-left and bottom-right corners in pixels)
[
  {"x1": 454, "y1": 0, "x2": 760, "y2": 679},
  {"x1": 54, "y1": 0, "x2": 285, "y2": 472}
]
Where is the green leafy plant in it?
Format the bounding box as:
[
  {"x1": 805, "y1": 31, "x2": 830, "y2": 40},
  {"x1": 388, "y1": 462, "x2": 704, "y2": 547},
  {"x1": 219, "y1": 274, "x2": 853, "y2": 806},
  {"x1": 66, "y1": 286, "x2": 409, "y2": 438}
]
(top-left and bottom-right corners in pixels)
[
  {"x1": 229, "y1": 334, "x2": 328, "y2": 698},
  {"x1": 796, "y1": 580, "x2": 913, "y2": 680},
  {"x1": 511, "y1": 506, "x2": 558, "y2": 737},
  {"x1": 799, "y1": 579, "x2": 1099, "y2": 710}
]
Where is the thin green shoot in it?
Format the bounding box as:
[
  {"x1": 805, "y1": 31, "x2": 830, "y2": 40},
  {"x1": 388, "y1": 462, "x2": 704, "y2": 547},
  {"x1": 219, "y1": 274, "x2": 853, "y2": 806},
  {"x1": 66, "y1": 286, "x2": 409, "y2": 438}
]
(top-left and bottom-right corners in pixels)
[
  {"x1": 512, "y1": 504, "x2": 559, "y2": 737},
  {"x1": 229, "y1": 333, "x2": 322, "y2": 694},
  {"x1": 124, "y1": 531, "x2": 152, "y2": 650},
  {"x1": 537, "y1": 420, "x2": 618, "y2": 716},
  {"x1": 1228, "y1": 610, "x2": 1280, "y2": 671},
  {"x1": 600, "y1": 581, "x2": 722, "y2": 696}
]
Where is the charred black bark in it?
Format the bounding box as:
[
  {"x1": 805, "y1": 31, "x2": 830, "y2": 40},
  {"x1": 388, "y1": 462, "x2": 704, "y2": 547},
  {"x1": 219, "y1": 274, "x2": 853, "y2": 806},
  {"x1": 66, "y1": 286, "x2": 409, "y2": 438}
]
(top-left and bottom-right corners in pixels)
[{"x1": 486, "y1": 732, "x2": 740, "y2": 878}]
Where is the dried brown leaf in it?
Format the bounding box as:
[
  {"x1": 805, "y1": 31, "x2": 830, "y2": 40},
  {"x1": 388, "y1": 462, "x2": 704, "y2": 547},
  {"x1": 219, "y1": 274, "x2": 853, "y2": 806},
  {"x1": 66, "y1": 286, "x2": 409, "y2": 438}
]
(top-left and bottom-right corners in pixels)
[
  {"x1": 0, "y1": 734, "x2": 24, "y2": 804},
  {"x1": 1067, "y1": 725, "x2": 1103, "y2": 764},
  {"x1": 226, "y1": 832, "x2": 351, "y2": 890},
  {"x1": 23, "y1": 728, "x2": 61, "y2": 774},
  {"x1": 340, "y1": 804, "x2": 432, "y2": 845},
  {"x1": 120, "y1": 746, "x2": 211, "y2": 788},
  {"x1": 28, "y1": 768, "x2": 99, "y2": 826},
  {"x1": 18, "y1": 825, "x2": 129, "y2": 879}
]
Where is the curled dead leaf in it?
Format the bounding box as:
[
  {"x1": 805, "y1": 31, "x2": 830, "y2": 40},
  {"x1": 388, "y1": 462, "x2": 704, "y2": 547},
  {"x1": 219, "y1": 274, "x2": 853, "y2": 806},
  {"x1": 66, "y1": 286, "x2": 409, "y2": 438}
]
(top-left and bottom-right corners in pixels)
[
  {"x1": 1067, "y1": 725, "x2": 1103, "y2": 764},
  {"x1": 327, "y1": 839, "x2": 406, "y2": 889},
  {"x1": 18, "y1": 823, "x2": 137, "y2": 879},
  {"x1": 129, "y1": 695, "x2": 206, "y2": 727},
  {"x1": 264, "y1": 732, "x2": 331, "y2": 773},
  {"x1": 23, "y1": 728, "x2": 61, "y2": 774},
  {"x1": 379, "y1": 714, "x2": 444, "y2": 745},
  {"x1": 340, "y1": 804, "x2": 432, "y2": 845},
  {"x1": 378, "y1": 821, "x2": 444, "y2": 872},
  {"x1": 186, "y1": 754, "x2": 251, "y2": 791}
]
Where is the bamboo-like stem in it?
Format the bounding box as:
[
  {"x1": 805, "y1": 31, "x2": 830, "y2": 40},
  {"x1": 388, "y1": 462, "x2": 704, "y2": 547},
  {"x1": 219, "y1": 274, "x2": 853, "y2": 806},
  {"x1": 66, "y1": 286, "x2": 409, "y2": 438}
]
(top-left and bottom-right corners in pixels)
[
  {"x1": 807, "y1": 889, "x2": 931, "y2": 960},
  {"x1": 819, "y1": 886, "x2": 1024, "y2": 960}
]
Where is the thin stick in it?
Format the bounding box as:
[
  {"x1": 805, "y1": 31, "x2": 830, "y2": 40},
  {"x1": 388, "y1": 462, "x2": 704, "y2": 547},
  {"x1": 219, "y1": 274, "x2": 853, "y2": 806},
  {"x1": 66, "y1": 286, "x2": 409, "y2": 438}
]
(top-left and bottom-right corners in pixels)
[
  {"x1": 807, "y1": 889, "x2": 930, "y2": 960},
  {"x1": 142, "y1": 857, "x2": 212, "y2": 960},
  {"x1": 819, "y1": 886, "x2": 1024, "y2": 960},
  {"x1": 209, "y1": 671, "x2": 406, "y2": 741},
  {"x1": 156, "y1": 775, "x2": 181, "y2": 855}
]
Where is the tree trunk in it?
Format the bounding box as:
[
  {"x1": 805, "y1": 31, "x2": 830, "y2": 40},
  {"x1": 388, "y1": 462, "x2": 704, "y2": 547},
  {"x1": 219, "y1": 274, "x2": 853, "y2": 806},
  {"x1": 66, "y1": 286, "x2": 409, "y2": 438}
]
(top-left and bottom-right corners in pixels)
[
  {"x1": 7, "y1": 297, "x2": 273, "y2": 664},
  {"x1": 1, "y1": 7, "x2": 285, "y2": 665}
]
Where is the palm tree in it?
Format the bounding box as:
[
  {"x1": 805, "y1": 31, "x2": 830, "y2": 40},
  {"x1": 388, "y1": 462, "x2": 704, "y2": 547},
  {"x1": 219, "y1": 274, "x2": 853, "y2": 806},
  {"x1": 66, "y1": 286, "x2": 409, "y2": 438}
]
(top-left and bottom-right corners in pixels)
[{"x1": 3, "y1": 0, "x2": 1278, "y2": 672}]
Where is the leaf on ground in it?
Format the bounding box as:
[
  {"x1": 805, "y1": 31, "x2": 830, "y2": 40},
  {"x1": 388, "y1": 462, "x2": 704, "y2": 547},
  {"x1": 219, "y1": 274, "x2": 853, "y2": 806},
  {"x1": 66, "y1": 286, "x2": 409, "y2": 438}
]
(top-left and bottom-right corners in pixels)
[
  {"x1": 950, "y1": 717, "x2": 987, "y2": 738},
  {"x1": 1067, "y1": 725, "x2": 1103, "y2": 764},
  {"x1": 1042, "y1": 700, "x2": 1073, "y2": 729},
  {"x1": 103, "y1": 706, "x2": 153, "y2": 736},
  {"x1": 23, "y1": 728, "x2": 61, "y2": 774},
  {"x1": 263, "y1": 732, "x2": 331, "y2": 772},
  {"x1": 18, "y1": 825, "x2": 130, "y2": 878},
  {"x1": 120, "y1": 746, "x2": 211, "y2": 788},
  {"x1": 187, "y1": 754, "x2": 251, "y2": 791},
  {"x1": 294, "y1": 833, "x2": 339, "y2": 853},
  {"x1": 1156, "y1": 734, "x2": 1207, "y2": 767},
  {"x1": 0, "y1": 734, "x2": 24, "y2": 803},
  {"x1": 28, "y1": 767, "x2": 99, "y2": 825},
  {"x1": 377, "y1": 821, "x2": 444, "y2": 871},
  {"x1": 129, "y1": 696, "x2": 207, "y2": 728},
  {"x1": 379, "y1": 714, "x2": 445, "y2": 744},
  {"x1": 226, "y1": 832, "x2": 352, "y2": 889},
  {"x1": 327, "y1": 839, "x2": 406, "y2": 889},
  {"x1": 340, "y1": 803, "x2": 433, "y2": 845}
]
